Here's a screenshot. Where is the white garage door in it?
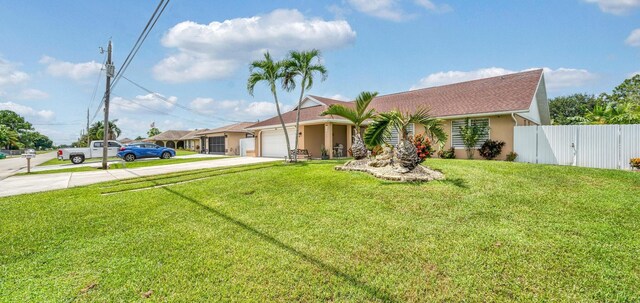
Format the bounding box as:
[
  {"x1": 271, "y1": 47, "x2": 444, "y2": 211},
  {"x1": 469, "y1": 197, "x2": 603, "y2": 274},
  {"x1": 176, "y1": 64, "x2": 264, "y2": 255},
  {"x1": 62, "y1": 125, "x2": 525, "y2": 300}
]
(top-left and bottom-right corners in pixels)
[{"x1": 262, "y1": 128, "x2": 296, "y2": 158}]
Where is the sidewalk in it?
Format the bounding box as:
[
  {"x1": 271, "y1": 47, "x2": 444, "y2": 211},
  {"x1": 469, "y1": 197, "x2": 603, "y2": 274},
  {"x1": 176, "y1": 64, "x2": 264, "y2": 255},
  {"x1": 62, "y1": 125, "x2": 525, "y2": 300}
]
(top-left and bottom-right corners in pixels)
[{"x1": 0, "y1": 157, "x2": 280, "y2": 197}]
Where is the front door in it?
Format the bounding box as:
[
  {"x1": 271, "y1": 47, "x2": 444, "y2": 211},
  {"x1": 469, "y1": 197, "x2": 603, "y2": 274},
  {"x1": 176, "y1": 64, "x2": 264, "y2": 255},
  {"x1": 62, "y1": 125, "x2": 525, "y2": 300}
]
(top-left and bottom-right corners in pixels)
[{"x1": 208, "y1": 136, "x2": 225, "y2": 154}]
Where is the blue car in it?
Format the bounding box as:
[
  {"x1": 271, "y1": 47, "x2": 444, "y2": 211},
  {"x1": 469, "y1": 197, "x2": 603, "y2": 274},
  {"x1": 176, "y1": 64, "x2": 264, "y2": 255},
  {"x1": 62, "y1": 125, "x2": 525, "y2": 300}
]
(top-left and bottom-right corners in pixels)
[{"x1": 117, "y1": 142, "x2": 176, "y2": 162}]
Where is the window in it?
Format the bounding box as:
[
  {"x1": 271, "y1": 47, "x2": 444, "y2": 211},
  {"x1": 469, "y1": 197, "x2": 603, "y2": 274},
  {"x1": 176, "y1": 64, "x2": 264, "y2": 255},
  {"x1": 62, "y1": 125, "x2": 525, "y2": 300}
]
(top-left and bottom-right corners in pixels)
[
  {"x1": 108, "y1": 142, "x2": 121, "y2": 147},
  {"x1": 451, "y1": 118, "x2": 489, "y2": 148},
  {"x1": 388, "y1": 124, "x2": 414, "y2": 146},
  {"x1": 93, "y1": 142, "x2": 103, "y2": 148}
]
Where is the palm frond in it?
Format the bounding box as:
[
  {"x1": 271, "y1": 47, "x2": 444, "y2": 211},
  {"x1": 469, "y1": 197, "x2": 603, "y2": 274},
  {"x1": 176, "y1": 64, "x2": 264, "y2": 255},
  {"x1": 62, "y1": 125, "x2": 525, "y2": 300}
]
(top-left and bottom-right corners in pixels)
[
  {"x1": 355, "y1": 91, "x2": 378, "y2": 117},
  {"x1": 364, "y1": 111, "x2": 400, "y2": 147},
  {"x1": 321, "y1": 105, "x2": 358, "y2": 123}
]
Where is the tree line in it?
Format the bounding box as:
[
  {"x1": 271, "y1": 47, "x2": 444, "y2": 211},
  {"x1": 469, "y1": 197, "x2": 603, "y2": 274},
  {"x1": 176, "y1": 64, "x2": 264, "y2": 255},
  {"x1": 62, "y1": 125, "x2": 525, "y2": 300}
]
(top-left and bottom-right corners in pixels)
[
  {"x1": 0, "y1": 110, "x2": 53, "y2": 150},
  {"x1": 550, "y1": 75, "x2": 640, "y2": 125}
]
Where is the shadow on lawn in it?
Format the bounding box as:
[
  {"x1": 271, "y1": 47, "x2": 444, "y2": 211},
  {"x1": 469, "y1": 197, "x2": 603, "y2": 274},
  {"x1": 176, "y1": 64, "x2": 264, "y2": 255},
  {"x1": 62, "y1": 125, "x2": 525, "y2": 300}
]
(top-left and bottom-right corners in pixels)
[{"x1": 161, "y1": 185, "x2": 397, "y2": 302}]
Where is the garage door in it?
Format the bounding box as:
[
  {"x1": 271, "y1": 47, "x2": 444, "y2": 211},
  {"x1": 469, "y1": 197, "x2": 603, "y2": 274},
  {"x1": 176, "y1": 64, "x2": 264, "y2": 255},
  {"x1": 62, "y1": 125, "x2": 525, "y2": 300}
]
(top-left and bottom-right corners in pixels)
[
  {"x1": 208, "y1": 136, "x2": 225, "y2": 154},
  {"x1": 261, "y1": 128, "x2": 296, "y2": 158}
]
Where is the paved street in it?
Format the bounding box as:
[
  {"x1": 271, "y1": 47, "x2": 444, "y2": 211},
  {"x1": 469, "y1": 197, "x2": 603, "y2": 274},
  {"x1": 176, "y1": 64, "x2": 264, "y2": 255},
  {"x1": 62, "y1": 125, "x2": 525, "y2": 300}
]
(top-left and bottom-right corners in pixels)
[
  {"x1": 0, "y1": 152, "x2": 57, "y2": 180},
  {"x1": 0, "y1": 156, "x2": 280, "y2": 197}
]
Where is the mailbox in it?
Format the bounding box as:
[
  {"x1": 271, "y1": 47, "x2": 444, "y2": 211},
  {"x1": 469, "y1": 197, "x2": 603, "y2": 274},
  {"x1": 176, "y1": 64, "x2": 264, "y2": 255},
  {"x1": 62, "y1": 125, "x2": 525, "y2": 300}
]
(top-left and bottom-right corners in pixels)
[{"x1": 21, "y1": 153, "x2": 36, "y2": 159}]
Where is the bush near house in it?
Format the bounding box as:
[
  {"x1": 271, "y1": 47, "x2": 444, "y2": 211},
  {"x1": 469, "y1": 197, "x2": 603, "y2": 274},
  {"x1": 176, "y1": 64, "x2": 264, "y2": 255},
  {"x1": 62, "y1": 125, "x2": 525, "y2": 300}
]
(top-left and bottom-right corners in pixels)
[
  {"x1": 506, "y1": 151, "x2": 518, "y2": 162},
  {"x1": 438, "y1": 147, "x2": 456, "y2": 159},
  {"x1": 479, "y1": 139, "x2": 506, "y2": 160},
  {"x1": 410, "y1": 133, "x2": 434, "y2": 163},
  {"x1": 631, "y1": 158, "x2": 640, "y2": 170}
]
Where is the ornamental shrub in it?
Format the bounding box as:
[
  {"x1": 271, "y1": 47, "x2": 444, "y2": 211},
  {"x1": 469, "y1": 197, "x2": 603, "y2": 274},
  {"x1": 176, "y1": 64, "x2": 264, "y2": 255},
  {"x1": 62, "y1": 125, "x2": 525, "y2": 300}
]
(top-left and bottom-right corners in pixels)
[
  {"x1": 438, "y1": 147, "x2": 456, "y2": 159},
  {"x1": 410, "y1": 133, "x2": 434, "y2": 163},
  {"x1": 631, "y1": 158, "x2": 640, "y2": 170},
  {"x1": 506, "y1": 151, "x2": 518, "y2": 162},
  {"x1": 479, "y1": 139, "x2": 506, "y2": 160}
]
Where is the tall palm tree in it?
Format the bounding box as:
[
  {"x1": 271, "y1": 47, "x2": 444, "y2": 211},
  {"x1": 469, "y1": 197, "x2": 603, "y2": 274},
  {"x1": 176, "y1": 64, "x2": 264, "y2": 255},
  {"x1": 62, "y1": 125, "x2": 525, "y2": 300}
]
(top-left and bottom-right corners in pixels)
[
  {"x1": 364, "y1": 109, "x2": 447, "y2": 171},
  {"x1": 282, "y1": 49, "x2": 328, "y2": 160},
  {"x1": 247, "y1": 52, "x2": 291, "y2": 159},
  {"x1": 320, "y1": 91, "x2": 378, "y2": 160}
]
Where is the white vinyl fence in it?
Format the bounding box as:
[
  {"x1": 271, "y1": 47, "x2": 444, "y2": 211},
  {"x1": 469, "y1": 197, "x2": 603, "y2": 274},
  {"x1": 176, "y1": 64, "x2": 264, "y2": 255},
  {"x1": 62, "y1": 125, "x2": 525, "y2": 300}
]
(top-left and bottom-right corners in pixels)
[
  {"x1": 514, "y1": 124, "x2": 640, "y2": 170},
  {"x1": 239, "y1": 138, "x2": 255, "y2": 157}
]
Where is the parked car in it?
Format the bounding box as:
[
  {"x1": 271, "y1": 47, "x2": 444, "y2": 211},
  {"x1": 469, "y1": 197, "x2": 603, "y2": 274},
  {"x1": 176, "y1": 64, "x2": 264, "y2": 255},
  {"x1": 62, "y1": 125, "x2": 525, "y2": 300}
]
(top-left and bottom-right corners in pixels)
[
  {"x1": 57, "y1": 140, "x2": 123, "y2": 164},
  {"x1": 0, "y1": 152, "x2": 6, "y2": 159},
  {"x1": 117, "y1": 142, "x2": 176, "y2": 162}
]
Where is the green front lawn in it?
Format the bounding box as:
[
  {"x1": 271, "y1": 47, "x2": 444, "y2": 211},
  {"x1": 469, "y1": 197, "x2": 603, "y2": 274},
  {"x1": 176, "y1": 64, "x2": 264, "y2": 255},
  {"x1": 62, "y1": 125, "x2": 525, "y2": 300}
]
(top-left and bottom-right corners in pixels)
[
  {"x1": 39, "y1": 157, "x2": 120, "y2": 166},
  {"x1": 175, "y1": 149, "x2": 198, "y2": 156},
  {"x1": 21, "y1": 157, "x2": 230, "y2": 175},
  {"x1": 1, "y1": 160, "x2": 639, "y2": 302}
]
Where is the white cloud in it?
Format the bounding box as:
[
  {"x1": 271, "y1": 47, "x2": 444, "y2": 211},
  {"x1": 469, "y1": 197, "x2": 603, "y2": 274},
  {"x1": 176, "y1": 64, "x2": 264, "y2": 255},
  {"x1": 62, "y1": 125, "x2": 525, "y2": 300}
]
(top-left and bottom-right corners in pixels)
[
  {"x1": 189, "y1": 97, "x2": 290, "y2": 120},
  {"x1": 625, "y1": 28, "x2": 640, "y2": 47},
  {"x1": 0, "y1": 57, "x2": 29, "y2": 87},
  {"x1": 15, "y1": 88, "x2": 49, "y2": 100},
  {"x1": 0, "y1": 102, "x2": 55, "y2": 121},
  {"x1": 39, "y1": 56, "x2": 102, "y2": 81},
  {"x1": 111, "y1": 93, "x2": 178, "y2": 114},
  {"x1": 153, "y1": 9, "x2": 356, "y2": 83},
  {"x1": 584, "y1": 0, "x2": 640, "y2": 14},
  {"x1": 346, "y1": 0, "x2": 451, "y2": 21},
  {"x1": 411, "y1": 67, "x2": 597, "y2": 91}
]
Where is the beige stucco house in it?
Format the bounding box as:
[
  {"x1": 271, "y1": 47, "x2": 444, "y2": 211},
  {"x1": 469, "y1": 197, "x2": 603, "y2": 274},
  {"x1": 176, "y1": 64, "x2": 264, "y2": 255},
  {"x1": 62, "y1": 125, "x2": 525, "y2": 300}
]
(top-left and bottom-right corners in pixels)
[
  {"x1": 246, "y1": 69, "x2": 550, "y2": 160},
  {"x1": 196, "y1": 122, "x2": 255, "y2": 155}
]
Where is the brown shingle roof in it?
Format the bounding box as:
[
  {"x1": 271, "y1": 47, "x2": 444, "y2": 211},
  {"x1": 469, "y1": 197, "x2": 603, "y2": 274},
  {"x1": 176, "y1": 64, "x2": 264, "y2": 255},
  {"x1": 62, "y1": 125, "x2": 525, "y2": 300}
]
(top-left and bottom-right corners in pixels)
[
  {"x1": 248, "y1": 69, "x2": 543, "y2": 129},
  {"x1": 179, "y1": 130, "x2": 202, "y2": 140},
  {"x1": 145, "y1": 130, "x2": 192, "y2": 141},
  {"x1": 196, "y1": 122, "x2": 255, "y2": 135}
]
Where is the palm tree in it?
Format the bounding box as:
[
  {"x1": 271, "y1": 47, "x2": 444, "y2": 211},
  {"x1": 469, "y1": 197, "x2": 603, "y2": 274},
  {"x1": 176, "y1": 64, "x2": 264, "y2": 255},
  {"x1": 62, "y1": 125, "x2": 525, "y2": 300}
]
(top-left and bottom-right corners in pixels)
[
  {"x1": 364, "y1": 109, "x2": 447, "y2": 171},
  {"x1": 247, "y1": 52, "x2": 292, "y2": 159},
  {"x1": 320, "y1": 91, "x2": 378, "y2": 160},
  {"x1": 89, "y1": 120, "x2": 121, "y2": 140},
  {"x1": 572, "y1": 101, "x2": 640, "y2": 125},
  {"x1": 282, "y1": 49, "x2": 328, "y2": 160}
]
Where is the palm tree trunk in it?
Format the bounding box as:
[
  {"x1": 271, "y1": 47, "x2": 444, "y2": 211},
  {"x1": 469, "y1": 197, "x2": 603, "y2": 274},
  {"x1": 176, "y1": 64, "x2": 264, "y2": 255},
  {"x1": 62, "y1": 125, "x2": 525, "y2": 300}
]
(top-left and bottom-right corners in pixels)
[
  {"x1": 395, "y1": 132, "x2": 420, "y2": 171},
  {"x1": 271, "y1": 85, "x2": 292, "y2": 160},
  {"x1": 351, "y1": 129, "x2": 368, "y2": 160},
  {"x1": 292, "y1": 77, "x2": 307, "y2": 163}
]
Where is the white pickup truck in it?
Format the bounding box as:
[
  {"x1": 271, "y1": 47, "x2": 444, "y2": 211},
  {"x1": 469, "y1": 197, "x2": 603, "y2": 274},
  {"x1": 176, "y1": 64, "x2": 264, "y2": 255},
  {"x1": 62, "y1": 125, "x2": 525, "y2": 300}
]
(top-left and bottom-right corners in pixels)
[{"x1": 57, "y1": 140, "x2": 123, "y2": 164}]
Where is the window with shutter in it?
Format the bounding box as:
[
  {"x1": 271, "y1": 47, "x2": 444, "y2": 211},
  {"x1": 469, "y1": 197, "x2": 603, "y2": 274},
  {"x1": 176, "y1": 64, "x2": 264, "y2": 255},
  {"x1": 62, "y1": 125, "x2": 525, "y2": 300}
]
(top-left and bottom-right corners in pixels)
[
  {"x1": 451, "y1": 118, "x2": 489, "y2": 148},
  {"x1": 388, "y1": 124, "x2": 415, "y2": 146}
]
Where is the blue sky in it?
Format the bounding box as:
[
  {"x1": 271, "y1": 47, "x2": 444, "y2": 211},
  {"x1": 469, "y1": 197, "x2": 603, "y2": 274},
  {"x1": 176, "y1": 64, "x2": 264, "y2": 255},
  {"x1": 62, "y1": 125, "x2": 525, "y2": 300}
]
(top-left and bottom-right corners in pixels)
[{"x1": 0, "y1": 0, "x2": 638, "y2": 144}]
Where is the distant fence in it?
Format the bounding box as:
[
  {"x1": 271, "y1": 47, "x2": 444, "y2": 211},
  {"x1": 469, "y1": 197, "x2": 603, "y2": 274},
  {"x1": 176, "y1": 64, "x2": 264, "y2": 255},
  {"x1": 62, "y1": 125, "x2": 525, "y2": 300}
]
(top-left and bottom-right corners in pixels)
[
  {"x1": 239, "y1": 138, "x2": 255, "y2": 157},
  {"x1": 514, "y1": 125, "x2": 640, "y2": 170}
]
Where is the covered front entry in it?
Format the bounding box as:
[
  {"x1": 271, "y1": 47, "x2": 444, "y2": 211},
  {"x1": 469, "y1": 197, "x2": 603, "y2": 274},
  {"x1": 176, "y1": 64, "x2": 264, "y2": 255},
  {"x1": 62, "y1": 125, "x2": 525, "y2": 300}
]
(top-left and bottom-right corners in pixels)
[
  {"x1": 261, "y1": 128, "x2": 296, "y2": 158},
  {"x1": 208, "y1": 136, "x2": 225, "y2": 154}
]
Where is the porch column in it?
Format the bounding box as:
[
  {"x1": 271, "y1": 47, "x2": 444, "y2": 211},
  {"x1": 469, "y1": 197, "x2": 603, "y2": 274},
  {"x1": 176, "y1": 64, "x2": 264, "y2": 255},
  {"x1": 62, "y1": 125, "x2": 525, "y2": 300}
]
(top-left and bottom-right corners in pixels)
[
  {"x1": 298, "y1": 126, "x2": 305, "y2": 150},
  {"x1": 346, "y1": 125, "x2": 353, "y2": 155},
  {"x1": 162, "y1": 141, "x2": 166, "y2": 147},
  {"x1": 324, "y1": 123, "x2": 333, "y2": 159}
]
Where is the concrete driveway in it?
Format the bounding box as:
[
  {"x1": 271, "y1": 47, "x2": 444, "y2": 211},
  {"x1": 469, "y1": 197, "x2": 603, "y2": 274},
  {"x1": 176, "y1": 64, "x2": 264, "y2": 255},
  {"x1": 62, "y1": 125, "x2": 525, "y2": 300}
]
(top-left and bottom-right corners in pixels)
[
  {"x1": 0, "y1": 152, "x2": 57, "y2": 180},
  {"x1": 0, "y1": 157, "x2": 280, "y2": 197}
]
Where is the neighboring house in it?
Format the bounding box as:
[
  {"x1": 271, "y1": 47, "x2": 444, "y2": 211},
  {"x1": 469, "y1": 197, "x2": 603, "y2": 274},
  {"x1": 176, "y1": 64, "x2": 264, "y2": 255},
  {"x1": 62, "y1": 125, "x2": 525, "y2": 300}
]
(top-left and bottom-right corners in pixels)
[
  {"x1": 196, "y1": 122, "x2": 255, "y2": 155},
  {"x1": 180, "y1": 130, "x2": 204, "y2": 151},
  {"x1": 144, "y1": 130, "x2": 192, "y2": 149},
  {"x1": 119, "y1": 137, "x2": 134, "y2": 144},
  {"x1": 246, "y1": 69, "x2": 550, "y2": 160}
]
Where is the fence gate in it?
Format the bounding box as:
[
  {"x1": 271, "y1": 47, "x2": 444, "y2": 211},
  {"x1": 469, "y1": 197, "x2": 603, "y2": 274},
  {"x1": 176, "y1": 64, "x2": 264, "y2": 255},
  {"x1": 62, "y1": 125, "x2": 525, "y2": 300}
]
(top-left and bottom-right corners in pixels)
[
  {"x1": 239, "y1": 138, "x2": 255, "y2": 157},
  {"x1": 514, "y1": 124, "x2": 640, "y2": 170}
]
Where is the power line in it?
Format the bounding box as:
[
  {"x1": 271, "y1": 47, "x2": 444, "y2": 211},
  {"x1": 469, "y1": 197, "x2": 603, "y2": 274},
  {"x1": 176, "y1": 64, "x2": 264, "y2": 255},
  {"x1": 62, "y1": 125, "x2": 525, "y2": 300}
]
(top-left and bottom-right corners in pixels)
[
  {"x1": 120, "y1": 75, "x2": 241, "y2": 123},
  {"x1": 111, "y1": 94, "x2": 214, "y2": 127},
  {"x1": 90, "y1": 0, "x2": 170, "y2": 125}
]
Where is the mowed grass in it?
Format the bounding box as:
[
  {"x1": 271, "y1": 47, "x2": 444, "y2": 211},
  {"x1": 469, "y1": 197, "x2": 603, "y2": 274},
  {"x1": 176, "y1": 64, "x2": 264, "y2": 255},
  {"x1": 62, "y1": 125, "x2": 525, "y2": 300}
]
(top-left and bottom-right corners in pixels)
[
  {"x1": 0, "y1": 159, "x2": 639, "y2": 302},
  {"x1": 24, "y1": 157, "x2": 230, "y2": 175},
  {"x1": 38, "y1": 157, "x2": 120, "y2": 166},
  {"x1": 175, "y1": 149, "x2": 197, "y2": 156}
]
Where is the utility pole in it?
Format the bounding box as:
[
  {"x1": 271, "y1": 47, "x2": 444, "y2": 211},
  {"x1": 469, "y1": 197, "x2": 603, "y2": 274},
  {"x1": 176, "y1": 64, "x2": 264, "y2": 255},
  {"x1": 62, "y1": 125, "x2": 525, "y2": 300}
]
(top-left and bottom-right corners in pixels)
[
  {"x1": 102, "y1": 40, "x2": 113, "y2": 170},
  {"x1": 86, "y1": 108, "x2": 90, "y2": 147}
]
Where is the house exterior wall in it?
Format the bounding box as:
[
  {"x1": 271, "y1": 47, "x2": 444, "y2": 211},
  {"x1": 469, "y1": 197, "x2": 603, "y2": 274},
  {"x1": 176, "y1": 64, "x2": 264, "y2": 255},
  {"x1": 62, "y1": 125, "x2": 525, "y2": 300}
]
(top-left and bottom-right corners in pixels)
[
  {"x1": 413, "y1": 114, "x2": 536, "y2": 160},
  {"x1": 304, "y1": 125, "x2": 324, "y2": 158},
  {"x1": 225, "y1": 133, "x2": 248, "y2": 155}
]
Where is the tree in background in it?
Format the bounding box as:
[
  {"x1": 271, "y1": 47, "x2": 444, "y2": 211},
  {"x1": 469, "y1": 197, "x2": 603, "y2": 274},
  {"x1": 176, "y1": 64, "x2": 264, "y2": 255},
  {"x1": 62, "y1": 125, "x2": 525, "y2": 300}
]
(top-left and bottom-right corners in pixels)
[
  {"x1": 321, "y1": 91, "x2": 378, "y2": 160},
  {"x1": 572, "y1": 101, "x2": 640, "y2": 125},
  {"x1": 605, "y1": 74, "x2": 640, "y2": 104},
  {"x1": 88, "y1": 120, "x2": 121, "y2": 140},
  {"x1": 0, "y1": 125, "x2": 21, "y2": 149},
  {"x1": 282, "y1": 49, "x2": 328, "y2": 161},
  {"x1": 0, "y1": 110, "x2": 53, "y2": 150},
  {"x1": 147, "y1": 127, "x2": 161, "y2": 137},
  {"x1": 247, "y1": 52, "x2": 291, "y2": 159},
  {"x1": 549, "y1": 93, "x2": 598, "y2": 125}
]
